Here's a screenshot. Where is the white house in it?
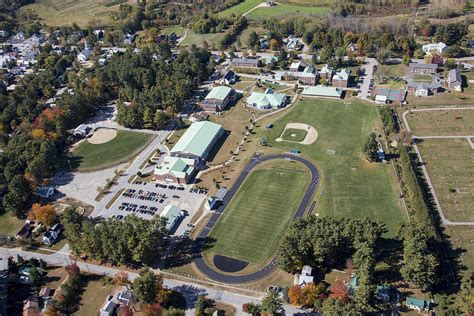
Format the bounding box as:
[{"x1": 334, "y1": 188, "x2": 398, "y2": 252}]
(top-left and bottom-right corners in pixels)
[
  {"x1": 77, "y1": 42, "x2": 92, "y2": 61},
  {"x1": 422, "y1": 42, "x2": 447, "y2": 55},
  {"x1": 73, "y1": 124, "x2": 91, "y2": 137},
  {"x1": 100, "y1": 299, "x2": 117, "y2": 316},
  {"x1": 414, "y1": 84, "x2": 430, "y2": 97},
  {"x1": 42, "y1": 223, "x2": 61, "y2": 246},
  {"x1": 296, "y1": 265, "x2": 314, "y2": 287},
  {"x1": 375, "y1": 95, "x2": 388, "y2": 104},
  {"x1": 448, "y1": 68, "x2": 462, "y2": 92}
]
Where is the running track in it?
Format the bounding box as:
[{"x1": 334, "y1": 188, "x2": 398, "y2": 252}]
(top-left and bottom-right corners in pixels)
[{"x1": 193, "y1": 153, "x2": 320, "y2": 284}]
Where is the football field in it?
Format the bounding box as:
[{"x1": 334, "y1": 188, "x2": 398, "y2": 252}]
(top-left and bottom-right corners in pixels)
[{"x1": 208, "y1": 162, "x2": 309, "y2": 264}]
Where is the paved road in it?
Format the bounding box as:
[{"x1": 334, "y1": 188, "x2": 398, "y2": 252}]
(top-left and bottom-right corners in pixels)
[
  {"x1": 358, "y1": 58, "x2": 377, "y2": 100},
  {"x1": 0, "y1": 247, "x2": 306, "y2": 315},
  {"x1": 194, "y1": 153, "x2": 320, "y2": 283},
  {"x1": 401, "y1": 107, "x2": 474, "y2": 226}
]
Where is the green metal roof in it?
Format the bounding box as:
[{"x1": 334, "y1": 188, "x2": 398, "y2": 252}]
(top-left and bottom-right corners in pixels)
[
  {"x1": 161, "y1": 204, "x2": 182, "y2": 231},
  {"x1": 302, "y1": 86, "x2": 342, "y2": 98},
  {"x1": 154, "y1": 156, "x2": 195, "y2": 178},
  {"x1": 247, "y1": 89, "x2": 287, "y2": 109},
  {"x1": 406, "y1": 297, "x2": 428, "y2": 309},
  {"x1": 205, "y1": 86, "x2": 232, "y2": 101},
  {"x1": 171, "y1": 121, "x2": 223, "y2": 158}
]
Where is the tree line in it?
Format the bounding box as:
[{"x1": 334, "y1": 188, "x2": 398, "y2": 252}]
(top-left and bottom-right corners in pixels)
[{"x1": 61, "y1": 208, "x2": 168, "y2": 266}]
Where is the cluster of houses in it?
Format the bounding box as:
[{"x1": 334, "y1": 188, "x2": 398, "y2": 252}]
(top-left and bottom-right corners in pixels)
[
  {"x1": 100, "y1": 289, "x2": 134, "y2": 316},
  {"x1": 15, "y1": 220, "x2": 62, "y2": 246},
  {"x1": 294, "y1": 265, "x2": 432, "y2": 312}
]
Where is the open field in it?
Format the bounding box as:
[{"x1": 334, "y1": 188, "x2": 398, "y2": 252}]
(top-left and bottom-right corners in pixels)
[
  {"x1": 444, "y1": 226, "x2": 474, "y2": 270},
  {"x1": 218, "y1": 0, "x2": 264, "y2": 17},
  {"x1": 417, "y1": 138, "x2": 474, "y2": 222},
  {"x1": 237, "y1": 26, "x2": 267, "y2": 49},
  {"x1": 71, "y1": 130, "x2": 152, "y2": 171},
  {"x1": 246, "y1": 3, "x2": 330, "y2": 19},
  {"x1": 406, "y1": 109, "x2": 474, "y2": 136},
  {"x1": 179, "y1": 30, "x2": 224, "y2": 48},
  {"x1": 281, "y1": 128, "x2": 307, "y2": 142},
  {"x1": 160, "y1": 25, "x2": 186, "y2": 37},
  {"x1": 21, "y1": 0, "x2": 133, "y2": 27},
  {"x1": 0, "y1": 213, "x2": 24, "y2": 236},
  {"x1": 265, "y1": 99, "x2": 404, "y2": 235},
  {"x1": 207, "y1": 160, "x2": 309, "y2": 264}
]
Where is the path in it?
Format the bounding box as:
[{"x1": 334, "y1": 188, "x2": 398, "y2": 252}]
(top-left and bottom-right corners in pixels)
[
  {"x1": 401, "y1": 107, "x2": 474, "y2": 226},
  {"x1": 242, "y1": 2, "x2": 267, "y2": 17},
  {"x1": 177, "y1": 28, "x2": 189, "y2": 44},
  {"x1": 194, "y1": 153, "x2": 320, "y2": 284},
  {"x1": 0, "y1": 247, "x2": 305, "y2": 315}
]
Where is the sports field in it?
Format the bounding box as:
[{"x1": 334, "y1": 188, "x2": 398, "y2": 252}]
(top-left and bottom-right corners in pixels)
[
  {"x1": 21, "y1": 0, "x2": 132, "y2": 27},
  {"x1": 417, "y1": 138, "x2": 474, "y2": 222},
  {"x1": 406, "y1": 109, "x2": 474, "y2": 136},
  {"x1": 72, "y1": 130, "x2": 152, "y2": 171},
  {"x1": 265, "y1": 99, "x2": 404, "y2": 234},
  {"x1": 281, "y1": 128, "x2": 307, "y2": 142},
  {"x1": 207, "y1": 161, "x2": 309, "y2": 264}
]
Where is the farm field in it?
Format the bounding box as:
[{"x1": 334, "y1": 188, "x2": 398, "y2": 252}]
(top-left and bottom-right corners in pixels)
[
  {"x1": 246, "y1": 3, "x2": 330, "y2": 19},
  {"x1": 265, "y1": 99, "x2": 404, "y2": 235},
  {"x1": 417, "y1": 138, "x2": 474, "y2": 222},
  {"x1": 207, "y1": 160, "x2": 310, "y2": 264},
  {"x1": 406, "y1": 108, "x2": 474, "y2": 136},
  {"x1": 21, "y1": 0, "x2": 132, "y2": 27},
  {"x1": 71, "y1": 130, "x2": 152, "y2": 171}
]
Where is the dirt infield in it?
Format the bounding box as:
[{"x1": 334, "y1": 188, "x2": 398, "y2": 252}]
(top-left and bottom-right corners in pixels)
[
  {"x1": 275, "y1": 122, "x2": 318, "y2": 145},
  {"x1": 87, "y1": 128, "x2": 117, "y2": 144}
]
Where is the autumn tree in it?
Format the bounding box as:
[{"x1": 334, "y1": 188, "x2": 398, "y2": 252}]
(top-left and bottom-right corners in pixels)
[
  {"x1": 29, "y1": 203, "x2": 57, "y2": 226},
  {"x1": 288, "y1": 285, "x2": 304, "y2": 306},
  {"x1": 329, "y1": 280, "x2": 349, "y2": 302}
]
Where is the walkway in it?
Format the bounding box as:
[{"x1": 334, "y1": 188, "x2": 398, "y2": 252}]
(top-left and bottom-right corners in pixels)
[
  {"x1": 194, "y1": 153, "x2": 320, "y2": 283},
  {"x1": 401, "y1": 107, "x2": 474, "y2": 226}
]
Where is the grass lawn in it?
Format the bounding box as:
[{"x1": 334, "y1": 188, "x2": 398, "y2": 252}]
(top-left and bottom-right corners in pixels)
[
  {"x1": 76, "y1": 276, "x2": 117, "y2": 316},
  {"x1": 416, "y1": 138, "x2": 474, "y2": 222},
  {"x1": 20, "y1": 0, "x2": 133, "y2": 27},
  {"x1": 179, "y1": 30, "x2": 224, "y2": 49},
  {"x1": 264, "y1": 99, "x2": 404, "y2": 235},
  {"x1": 238, "y1": 26, "x2": 267, "y2": 49},
  {"x1": 444, "y1": 226, "x2": 474, "y2": 270},
  {"x1": 160, "y1": 25, "x2": 185, "y2": 37},
  {"x1": 71, "y1": 130, "x2": 152, "y2": 171},
  {"x1": 281, "y1": 128, "x2": 307, "y2": 142},
  {"x1": 406, "y1": 108, "x2": 474, "y2": 136},
  {"x1": 0, "y1": 212, "x2": 24, "y2": 236},
  {"x1": 218, "y1": 0, "x2": 264, "y2": 17},
  {"x1": 246, "y1": 3, "x2": 329, "y2": 19},
  {"x1": 207, "y1": 160, "x2": 310, "y2": 264}
]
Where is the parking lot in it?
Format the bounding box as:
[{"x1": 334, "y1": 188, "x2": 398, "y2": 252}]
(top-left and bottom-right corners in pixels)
[{"x1": 106, "y1": 181, "x2": 207, "y2": 236}]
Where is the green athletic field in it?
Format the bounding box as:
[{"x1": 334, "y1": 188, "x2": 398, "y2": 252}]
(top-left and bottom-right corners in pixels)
[
  {"x1": 281, "y1": 128, "x2": 307, "y2": 142},
  {"x1": 207, "y1": 162, "x2": 309, "y2": 264},
  {"x1": 265, "y1": 99, "x2": 405, "y2": 235},
  {"x1": 71, "y1": 130, "x2": 152, "y2": 171}
]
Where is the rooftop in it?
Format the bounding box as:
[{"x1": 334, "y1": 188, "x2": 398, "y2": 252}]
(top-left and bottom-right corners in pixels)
[
  {"x1": 247, "y1": 88, "x2": 287, "y2": 108},
  {"x1": 170, "y1": 121, "x2": 223, "y2": 159},
  {"x1": 161, "y1": 204, "x2": 182, "y2": 230},
  {"x1": 205, "y1": 86, "x2": 232, "y2": 101},
  {"x1": 154, "y1": 156, "x2": 195, "y2": 179},
  {"x1": 302, "y1": 86, "x2": 343, "y2": 98}
]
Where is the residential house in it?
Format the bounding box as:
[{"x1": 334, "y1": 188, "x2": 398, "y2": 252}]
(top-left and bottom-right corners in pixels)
[
  {"x1": 200, "y1": 86, "x2": 233, "y2": 112},
  {"x1": 302, "y1": 86, "x2": 343, "y2": 98},
  {"x1": 123, "y1": 33, "x2": 137, "y2": 45},
  {"x1": 188, "y1": 112, "x2": 209, "y2": 123},
  {"x1": 23, "y1": 296, "x2": 39, "y2": 316},
  {"x1": 414, "y1": 83, "x2": 430, "y2": 97},
  {"x1": 34, "y1": 186, "x2": 55, "y2": 199},
  {"x1": 375, "y1": 285, "x2": 391, "y2": 302},
  {"x1": 448, "y1": 68, "x2": 462, "y2": 91},
  {"x1": 422, "y1": 42, "x2": 447, "y2": 55},
  {"x1": 231, "y1": 58, "x2": 261, "y2": 68},
  {"x1": 319, "y1": 64, "x2": 335, "y2": 82},
  {"x1": 408, "y1": 62, "x2": 438, "y2": 74},
  {"x1": 73, "y1": 124, "x2": 91, "y2": 137},
  {"x1": 296, "y1": 265, "x2": 314, "y2": 287},
  {"x1": 219, "y1": 70, "x2": 237, "y2": 85},
  {"x1": 16, "y1": 223, "x2": 32, "y2": 239},
  {"x1": 296, "y1": 66, "x2": 317, "y2": 85},
  {"x1": 284, "y1": 35, "x2": 303, "y2": 50},
  {"x1": 43, "y1": 223, "x2": 62, "y2": 246},
  {"x1": 246, "y1": 88, "x2": 288, "y2": 110},
  {"x1": 289, "y1": 60, "x2": 309, "y2": 72},
  {"x1": 347, "y1": 42, "x2": 357, "y2": 52},
  {"x1": 406, "y1": 296, "x2": 430, "y2": 312},
  {"x1": 117, "y1": 290, "x2": 134, "y2": 305},
  {"x1": 332, "y1": 68, "x2": 351, "y2": 88},
  {"x1": 77, "y1": 42, "x2": 92, "y2": 62},
  {"x1": 100, "y1": 299, "x2": 117, "y2": 316},
  {"x1": 407, "y1": 82, "x2": 440, "y2": 96}
]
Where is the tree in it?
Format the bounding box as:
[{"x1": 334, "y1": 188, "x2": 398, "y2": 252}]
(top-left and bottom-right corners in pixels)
[
  {"x1": 247, "y1": 31, "x2": 259, "y2": 48},
  {"x1": 363, "y1": 132, "x2": 378, "y2": 162},
  {"x1": 3, "y1": 174, "x2": 32, "y2": 218},
  {"x1": 114, "y1": 271, "x2": 130, "y2": 288},
  {"x1": 242, "y1": 303, "x2": 261, "y2": 316},
  {"x1": 376, "y1": 49, "x2": 390, "y2": 65},
  {"x1": 322, "y1": 297, "x2": 356, "y2": 314},
  {"x1": 329, "y1": 280, "x2": 349, "y2": 302},
  {"x1": 261, "y1": 290, "x2": 284, "y2": 315},
  {"x1": 288, "y1": 285, "x2": 304, "y2": 306},
  {"x1": 302, "y1": 283, "x2": 327, "y2": 308},
  {"x1": 29, "y1": 203, "x2": 56, "y2": 226},
  {"x1": 154, "y1": 111, "x2": 167, "y2": 129},
  {"x1": 195, "y1": 295, "x2": 207, "y2": 316},
  {"x1": 132, "y1": 267, "x2": 163, "y2": 304}
]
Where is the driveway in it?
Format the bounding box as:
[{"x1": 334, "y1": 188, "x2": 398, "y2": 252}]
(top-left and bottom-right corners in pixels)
[{"x1": 193, "y1": 153, "x2": 320, "y2": 284}]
